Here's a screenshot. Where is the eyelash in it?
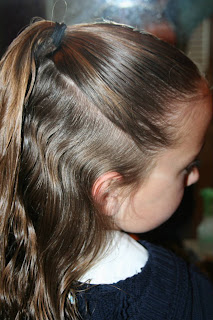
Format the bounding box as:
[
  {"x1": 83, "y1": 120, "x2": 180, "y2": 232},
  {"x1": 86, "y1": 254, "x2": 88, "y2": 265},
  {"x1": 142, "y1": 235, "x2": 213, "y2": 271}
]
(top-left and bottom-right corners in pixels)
[{"x1": 185, "y1": 159, "x2": 200, "y2": 174}]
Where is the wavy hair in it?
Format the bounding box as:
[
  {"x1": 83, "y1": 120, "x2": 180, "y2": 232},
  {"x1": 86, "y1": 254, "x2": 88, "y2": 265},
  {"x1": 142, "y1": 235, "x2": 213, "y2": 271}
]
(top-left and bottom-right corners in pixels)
[{"x1": 0, "y1": 19, "x2": 202, "y2": 319}]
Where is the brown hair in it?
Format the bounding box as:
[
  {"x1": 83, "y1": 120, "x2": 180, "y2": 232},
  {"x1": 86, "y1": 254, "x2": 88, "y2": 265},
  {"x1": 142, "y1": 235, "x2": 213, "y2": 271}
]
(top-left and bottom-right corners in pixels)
[{"x1": 0, "y1": 19, "x2": 202, "y2": 319}]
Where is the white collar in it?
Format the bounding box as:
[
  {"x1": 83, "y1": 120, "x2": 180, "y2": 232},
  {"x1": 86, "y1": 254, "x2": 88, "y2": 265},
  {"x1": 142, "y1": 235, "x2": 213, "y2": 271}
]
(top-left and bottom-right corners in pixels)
[{"x1": 79, "y1": 231, "x2": 148, "y2": 284}]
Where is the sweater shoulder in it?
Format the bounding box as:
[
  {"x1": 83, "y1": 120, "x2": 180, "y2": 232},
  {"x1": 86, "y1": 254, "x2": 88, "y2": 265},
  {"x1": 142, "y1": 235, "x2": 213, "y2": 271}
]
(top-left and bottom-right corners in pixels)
[{"x1": 77, "y1": 241, "x2": 193, "y2": 320}]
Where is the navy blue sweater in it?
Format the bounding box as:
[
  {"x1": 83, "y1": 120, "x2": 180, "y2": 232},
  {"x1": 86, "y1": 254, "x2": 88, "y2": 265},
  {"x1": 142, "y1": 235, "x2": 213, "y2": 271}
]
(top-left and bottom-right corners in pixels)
[{"x1": 76, "y1": 241, "x2": 213, "y2": 319}]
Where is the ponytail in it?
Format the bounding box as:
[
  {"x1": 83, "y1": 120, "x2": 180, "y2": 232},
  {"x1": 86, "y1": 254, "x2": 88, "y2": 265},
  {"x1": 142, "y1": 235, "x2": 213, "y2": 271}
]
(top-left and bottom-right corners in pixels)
[{"x1": 0, "y1": 19, "x2": 63, "y2": 319}]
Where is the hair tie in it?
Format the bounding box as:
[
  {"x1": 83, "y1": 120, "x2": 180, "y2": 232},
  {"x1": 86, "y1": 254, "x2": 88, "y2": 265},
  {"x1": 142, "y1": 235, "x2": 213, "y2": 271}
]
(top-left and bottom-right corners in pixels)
[{"x1": 52, "y1": 22, "x2": 67, "y2": 48}]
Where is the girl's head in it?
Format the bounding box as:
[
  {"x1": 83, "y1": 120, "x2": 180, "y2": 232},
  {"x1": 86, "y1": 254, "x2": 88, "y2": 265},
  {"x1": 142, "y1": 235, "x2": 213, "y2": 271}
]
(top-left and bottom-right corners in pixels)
[
  {"x1": 0, "y1": 19, "x2": 211, "y2": 319},
  {"x1": 113, "y1": 80, "x2": 212, "y2": 232}
]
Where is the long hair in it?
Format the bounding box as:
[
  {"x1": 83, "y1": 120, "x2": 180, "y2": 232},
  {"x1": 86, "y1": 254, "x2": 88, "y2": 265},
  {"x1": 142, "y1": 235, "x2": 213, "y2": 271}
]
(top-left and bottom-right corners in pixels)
[{"x1": 0, "y1": 19, "x2": 202, "y2": 319}]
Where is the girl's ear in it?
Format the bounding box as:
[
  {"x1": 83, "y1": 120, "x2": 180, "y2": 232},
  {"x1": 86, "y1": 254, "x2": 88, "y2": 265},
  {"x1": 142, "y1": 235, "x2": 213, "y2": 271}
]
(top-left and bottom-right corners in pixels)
[{"x1": 92, "y1": 172, "x2": 122, "y2": 216}]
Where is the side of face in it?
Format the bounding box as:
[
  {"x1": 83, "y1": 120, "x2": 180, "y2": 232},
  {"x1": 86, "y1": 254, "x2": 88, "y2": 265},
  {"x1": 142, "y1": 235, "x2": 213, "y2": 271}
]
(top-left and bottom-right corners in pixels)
[{"x1": 93, "y1": 83, "x2": 213, "y2": 233}]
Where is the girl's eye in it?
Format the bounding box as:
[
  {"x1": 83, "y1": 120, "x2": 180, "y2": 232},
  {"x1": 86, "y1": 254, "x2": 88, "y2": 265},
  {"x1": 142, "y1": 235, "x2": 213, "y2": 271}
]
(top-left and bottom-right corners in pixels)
[{"x1": 184, "y1": 159, "x2": 200, "y2": 174}]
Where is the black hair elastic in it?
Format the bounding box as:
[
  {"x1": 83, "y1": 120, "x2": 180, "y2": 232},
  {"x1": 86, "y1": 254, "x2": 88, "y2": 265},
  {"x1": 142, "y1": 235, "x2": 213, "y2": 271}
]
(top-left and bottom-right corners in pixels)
[{"x1": 51, "y1": 22, "x2": 67, "y2": 48}]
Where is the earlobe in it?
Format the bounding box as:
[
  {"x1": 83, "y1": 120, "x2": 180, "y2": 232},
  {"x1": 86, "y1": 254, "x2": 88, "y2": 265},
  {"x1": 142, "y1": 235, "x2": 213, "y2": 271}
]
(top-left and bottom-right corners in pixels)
[{"x1": 92, "y1": 172, "x2": 122, "y2": 216}]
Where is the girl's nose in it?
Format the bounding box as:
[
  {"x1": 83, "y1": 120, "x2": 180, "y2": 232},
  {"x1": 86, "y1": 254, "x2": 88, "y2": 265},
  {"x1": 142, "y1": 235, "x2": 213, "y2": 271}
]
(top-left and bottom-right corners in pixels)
[{"x1": 186, "y1": 167, "x2": 200, "y2": 186}]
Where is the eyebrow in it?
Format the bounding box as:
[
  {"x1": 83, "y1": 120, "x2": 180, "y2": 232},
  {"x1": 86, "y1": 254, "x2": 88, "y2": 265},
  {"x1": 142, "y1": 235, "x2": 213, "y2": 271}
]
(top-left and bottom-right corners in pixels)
[
  {"x1": 199, "y1": 141, "x2": 206, "y2": 154},
  {"x1": 188, "y1": 141, "x2": 206, "y2": 164}
]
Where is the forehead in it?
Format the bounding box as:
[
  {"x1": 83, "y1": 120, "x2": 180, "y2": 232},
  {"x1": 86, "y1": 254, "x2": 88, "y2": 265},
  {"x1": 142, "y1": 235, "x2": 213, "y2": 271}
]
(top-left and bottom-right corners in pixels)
[
  {"x1": 155, "y1": 83, "x2": 212, "y2": 168},
  {"x1": 175, "y1": 82, "x2": 212, "y2": 147},
  {"x1": 154, "y1": 92, "x2": 212, "y2": 169}
]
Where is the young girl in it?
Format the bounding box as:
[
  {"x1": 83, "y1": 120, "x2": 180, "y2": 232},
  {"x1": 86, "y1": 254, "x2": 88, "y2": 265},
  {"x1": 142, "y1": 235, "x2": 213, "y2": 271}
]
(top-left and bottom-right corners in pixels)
[{"x1": 0, "y1": 19, "x2": 212, "y2": 319}]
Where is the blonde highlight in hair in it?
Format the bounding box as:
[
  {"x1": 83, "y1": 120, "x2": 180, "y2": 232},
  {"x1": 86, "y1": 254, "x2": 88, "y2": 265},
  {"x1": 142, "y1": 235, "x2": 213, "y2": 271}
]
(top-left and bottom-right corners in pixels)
[{"x1": 0, "y1": 19, "x2": 202, "y2": 318}]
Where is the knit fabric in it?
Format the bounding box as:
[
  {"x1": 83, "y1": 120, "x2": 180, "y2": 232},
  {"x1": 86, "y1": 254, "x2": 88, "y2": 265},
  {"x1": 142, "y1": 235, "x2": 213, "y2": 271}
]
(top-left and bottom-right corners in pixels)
[{"x1": 76, "y1": 241, "x2": 213, "y2": 319}]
